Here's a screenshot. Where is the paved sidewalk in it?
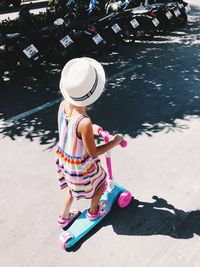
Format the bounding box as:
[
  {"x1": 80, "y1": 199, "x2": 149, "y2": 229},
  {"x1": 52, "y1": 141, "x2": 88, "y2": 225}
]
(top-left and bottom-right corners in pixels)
[{"x1": 1, "y1": 117, "x2": 200, "y2": 267}]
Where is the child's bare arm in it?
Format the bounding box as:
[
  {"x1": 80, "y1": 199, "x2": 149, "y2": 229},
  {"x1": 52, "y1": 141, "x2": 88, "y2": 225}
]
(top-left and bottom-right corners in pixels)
[{"x1": 79, "y1": 118, "x2": 122, "y2": 157}]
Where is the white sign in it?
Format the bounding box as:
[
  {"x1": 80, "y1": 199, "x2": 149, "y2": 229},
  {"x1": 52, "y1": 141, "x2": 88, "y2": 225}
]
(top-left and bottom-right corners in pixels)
[
  {"x1": 130, "y1": 18, "x2": 139, "y2": 29},
  {"x1": 152, "y1": 18, "x2": 159, "y2": 27},
  {"x1": 23, "y1": 44, "x2": 38, "y2": 59},
  {"x1": 92, "y1": 34, "x2": 103, "y2": 45},
  {"x1": 111, "y1": 23, "x2": 121, "y2": 33},
  {"x1": 166, "y1": 11, "x2": 173, "y2": 20},
  {"x1": 60, "y1": 35, "x2": 73, "y2": 48},
  {"x1": 178, "y1": 3, "x2": 184, "y2": 9},
  {"x1": 185, "y1": 4, "x2": 191, "y2": 13},
  {"x1": 174, "y1": 9, "x2": 181, "y2": 17}
]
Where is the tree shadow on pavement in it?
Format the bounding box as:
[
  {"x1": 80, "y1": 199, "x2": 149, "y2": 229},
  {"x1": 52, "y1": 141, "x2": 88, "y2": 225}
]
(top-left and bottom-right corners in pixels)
[
  {"x1": 66, "y1": 196, "x2": 200, "y2": 252},
  {"x1": 0, "y1": 63, "x2": 61, "y2": 148},
  {"x1": 90, "y1": 5, "x2": 200, "y2": 137},
  {"x1": 1, "y1": 5, "x2": 200, "y2": 148},
  {"x1": 0, "y1": 102, "x2": 59, "y2": 148}
]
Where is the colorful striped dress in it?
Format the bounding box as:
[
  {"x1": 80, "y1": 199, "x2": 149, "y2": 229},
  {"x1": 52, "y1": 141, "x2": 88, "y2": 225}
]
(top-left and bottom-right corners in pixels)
[{"x1": 55, "y1": 110, "x2": 106, "y2": 200}]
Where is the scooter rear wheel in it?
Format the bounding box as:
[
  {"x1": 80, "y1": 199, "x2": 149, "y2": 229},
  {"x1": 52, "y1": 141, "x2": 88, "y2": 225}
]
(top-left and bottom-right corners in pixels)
[{"x1": 118, "y1": 190, "x2": 132, "y2": 208}]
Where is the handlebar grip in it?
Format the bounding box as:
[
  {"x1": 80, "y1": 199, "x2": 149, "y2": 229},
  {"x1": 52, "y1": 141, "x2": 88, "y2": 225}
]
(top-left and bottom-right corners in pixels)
[
  {"x1": 99, "y1": 130, "x2": 110, "y2": 142},
  {"x1": 98, "y1": 129, "x2": 127, "y2": 147},
  {"x1": 120, "y1": 140, "x2": 127, "y2": 148}
]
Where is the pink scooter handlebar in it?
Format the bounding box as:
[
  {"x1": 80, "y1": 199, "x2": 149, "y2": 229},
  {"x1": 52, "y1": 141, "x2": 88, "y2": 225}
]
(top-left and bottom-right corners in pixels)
[{"x1": 98, "y1": 129, "x2": 127, "y2": 148}]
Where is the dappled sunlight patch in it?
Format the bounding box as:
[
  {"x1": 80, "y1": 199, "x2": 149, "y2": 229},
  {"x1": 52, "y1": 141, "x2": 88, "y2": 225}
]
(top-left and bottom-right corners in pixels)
[
  {"x1": 140, "y1": 115, "x2": 200, "y2": 137},
  {"x1": 141, "y1": 120, "x2": 189, "y2": 136}
]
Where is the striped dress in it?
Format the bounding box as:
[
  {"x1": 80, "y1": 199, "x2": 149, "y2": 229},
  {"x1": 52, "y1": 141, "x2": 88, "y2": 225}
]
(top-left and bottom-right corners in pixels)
[{"x1": 55, "y1": 110, "x2": 106, "y2": 200}]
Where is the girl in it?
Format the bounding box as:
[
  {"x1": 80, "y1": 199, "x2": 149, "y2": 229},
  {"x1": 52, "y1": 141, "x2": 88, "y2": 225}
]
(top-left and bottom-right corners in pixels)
[{"x1": 55, "y1": 57, "x2": 123, "y2": 229}]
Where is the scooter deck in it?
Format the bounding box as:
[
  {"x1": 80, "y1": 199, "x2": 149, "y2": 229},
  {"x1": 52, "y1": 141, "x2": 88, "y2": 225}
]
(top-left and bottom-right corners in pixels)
[{"x1": 61, "y1": 183, "x2": 126, "y2": 249}]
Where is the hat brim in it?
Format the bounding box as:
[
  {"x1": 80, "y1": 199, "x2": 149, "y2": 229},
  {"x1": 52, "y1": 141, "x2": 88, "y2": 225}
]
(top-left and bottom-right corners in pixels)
[{"x1": 60, "y1": 57, "x2": 106, "y2": 107}]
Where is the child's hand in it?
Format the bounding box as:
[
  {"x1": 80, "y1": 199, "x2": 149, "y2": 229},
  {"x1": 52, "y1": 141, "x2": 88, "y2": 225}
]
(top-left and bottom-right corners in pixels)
[{"x1": 112, "y1": 134, "x2": 123, "y2": 146}]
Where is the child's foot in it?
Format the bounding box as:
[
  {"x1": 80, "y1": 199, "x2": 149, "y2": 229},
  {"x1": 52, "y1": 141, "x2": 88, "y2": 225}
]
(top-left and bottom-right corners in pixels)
[
  {"x1": 57, "y1": 209, "x2": 81, "y2": 230},
  {"x1": 86, "y1": 201, "x2": 110, "y2": 221}
]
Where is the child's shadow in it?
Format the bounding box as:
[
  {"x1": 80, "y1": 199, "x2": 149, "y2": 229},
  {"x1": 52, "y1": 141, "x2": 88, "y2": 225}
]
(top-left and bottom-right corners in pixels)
[{"x1": 67, "y1": 196, "x2": 200, "y2": 252}]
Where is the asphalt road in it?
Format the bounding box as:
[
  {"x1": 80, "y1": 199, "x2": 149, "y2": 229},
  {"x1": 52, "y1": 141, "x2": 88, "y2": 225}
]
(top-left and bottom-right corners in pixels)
[{"x1": 0, "y1": 1, "x2": 200, "y2": 267}]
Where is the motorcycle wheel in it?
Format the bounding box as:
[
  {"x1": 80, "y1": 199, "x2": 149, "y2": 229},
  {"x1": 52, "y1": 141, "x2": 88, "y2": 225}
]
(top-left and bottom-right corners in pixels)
[{"x1": 175, "y1": 12, "x2": 187, "y2": 27}]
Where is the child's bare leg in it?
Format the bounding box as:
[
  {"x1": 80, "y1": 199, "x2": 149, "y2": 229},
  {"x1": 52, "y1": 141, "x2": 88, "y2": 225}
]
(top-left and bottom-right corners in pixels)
[
  {"x1": 89, "y1": 181, "x2": 106, "y2": 215},
  {"x1": 60, "y1": 188, "x2": 73, "y2": 219}
]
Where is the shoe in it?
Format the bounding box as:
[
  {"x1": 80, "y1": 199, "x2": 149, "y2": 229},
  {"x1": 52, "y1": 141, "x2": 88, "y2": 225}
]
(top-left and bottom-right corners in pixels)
[
  {"x1": 86, "y1": 201, "x2": 110, "y2": 221},
  {"x1": 57, "y1": 209, "x2": 81, "y2": 230}
]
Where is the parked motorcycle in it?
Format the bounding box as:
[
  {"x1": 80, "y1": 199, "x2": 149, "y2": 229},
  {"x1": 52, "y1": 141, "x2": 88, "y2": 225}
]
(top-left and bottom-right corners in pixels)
[
  {"x1": 77, "y1": 24, "x2": 107, "y2": 54},
  {"x1": 0, "y1": 32, "x2": 45, "y2": 77},
  {"x1": 63, "y1": 13, "x2": 108, "y2": 55},
  {"x1": 143, "y1": 2, "x2": 182, "y2": 32},
  {"x1": 124, "y1": 8, "x2": 159, "y2": 39},
  {"x1": 167, "y1": 1, "x2": 188, "y2": 28},
  {"x1": 90, "y1": 12, "x2": 129, "y2": 46},
  {"x1": 150, "y1": 1, "x2": 189, "y2": 29},
  {"x1": 122, "y1": 0, "x2": 188, "y2": 36}
]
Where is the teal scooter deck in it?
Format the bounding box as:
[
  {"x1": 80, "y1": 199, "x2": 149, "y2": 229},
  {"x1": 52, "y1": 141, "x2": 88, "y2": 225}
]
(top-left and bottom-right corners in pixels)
[{"x1": 60, "y1": 183, "x2": 126, "y2": 249}]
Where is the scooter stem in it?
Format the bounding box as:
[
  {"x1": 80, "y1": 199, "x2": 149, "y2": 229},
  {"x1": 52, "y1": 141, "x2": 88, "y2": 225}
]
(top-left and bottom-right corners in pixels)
[
  {"x1": 98, "y1": 129, "x2": 126, "y2": 192},
  {"x1": 105, "y1": 151, "x2": 115, "y2": 192},
  {"x1": 106, "y1": 151, "x2": 113, "y2": 180}
]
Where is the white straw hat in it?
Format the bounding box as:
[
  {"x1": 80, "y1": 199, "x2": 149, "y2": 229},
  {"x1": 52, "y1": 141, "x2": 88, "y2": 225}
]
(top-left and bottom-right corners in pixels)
[{"x1": 59, "y1": 57, "x2": 106, "y2": 107}]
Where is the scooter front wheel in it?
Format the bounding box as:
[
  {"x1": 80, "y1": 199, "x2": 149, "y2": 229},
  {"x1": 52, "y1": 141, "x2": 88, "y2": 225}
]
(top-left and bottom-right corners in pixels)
[
  {"x1": 59, "y1": 231, "x2": 74, "y2": 250},
  {"x1": 118, "y1": 190, "x2": 132, "y2": 208}
]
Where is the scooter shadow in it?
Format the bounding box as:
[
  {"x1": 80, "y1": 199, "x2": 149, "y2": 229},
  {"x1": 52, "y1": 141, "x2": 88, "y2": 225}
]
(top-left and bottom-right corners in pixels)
[{"x1": 66, "y1": 196, "x2": 200, "y2": 252}]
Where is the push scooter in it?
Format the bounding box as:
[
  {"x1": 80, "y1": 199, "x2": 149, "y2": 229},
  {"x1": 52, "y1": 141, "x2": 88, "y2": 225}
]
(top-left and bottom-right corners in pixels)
[{"x1": 59, "y1": 129, "x2": 132, "y2": 250}]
